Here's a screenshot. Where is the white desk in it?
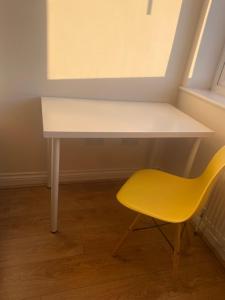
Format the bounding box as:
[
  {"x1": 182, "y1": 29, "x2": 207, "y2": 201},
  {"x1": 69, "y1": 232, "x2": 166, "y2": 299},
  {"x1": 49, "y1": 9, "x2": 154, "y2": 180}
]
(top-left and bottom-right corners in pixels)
[{"x1": 41, "y1": 97, "x2": 213, "y2": 232}]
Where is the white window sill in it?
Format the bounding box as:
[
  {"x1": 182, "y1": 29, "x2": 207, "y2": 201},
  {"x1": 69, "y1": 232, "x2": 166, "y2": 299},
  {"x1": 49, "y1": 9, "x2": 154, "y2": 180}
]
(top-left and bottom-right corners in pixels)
[{"x1": 179, "y1": 86, "x2": 225, "y2": 110}]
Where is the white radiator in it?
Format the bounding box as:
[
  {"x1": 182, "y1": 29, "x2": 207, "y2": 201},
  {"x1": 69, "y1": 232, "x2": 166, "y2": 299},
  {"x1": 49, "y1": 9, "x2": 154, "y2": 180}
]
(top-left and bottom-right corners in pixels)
[{"x1": 198, "y1": 171, "x2": 225, "y2": 261}]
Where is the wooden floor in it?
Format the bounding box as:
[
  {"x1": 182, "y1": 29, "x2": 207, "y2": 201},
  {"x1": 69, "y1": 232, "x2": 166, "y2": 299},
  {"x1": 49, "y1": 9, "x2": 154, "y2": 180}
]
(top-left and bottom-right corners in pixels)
[{"x1": 0, "y1": 180, "x2": 225, "y2": 300}]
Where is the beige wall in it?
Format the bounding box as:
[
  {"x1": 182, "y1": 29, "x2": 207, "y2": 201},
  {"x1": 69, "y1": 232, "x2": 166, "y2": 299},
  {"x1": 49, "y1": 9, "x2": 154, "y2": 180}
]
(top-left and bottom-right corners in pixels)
[
  {"x1": 0, "y1": 0, "x2": 204, "y2": 175},
  {"x1": 163, "y1": 89, "x2": 225, "y2": 177}
]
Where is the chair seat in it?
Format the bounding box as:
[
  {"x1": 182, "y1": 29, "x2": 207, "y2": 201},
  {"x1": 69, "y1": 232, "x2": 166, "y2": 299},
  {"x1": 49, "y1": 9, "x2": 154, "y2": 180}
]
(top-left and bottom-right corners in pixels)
[{"x1": 117, "y1": 169, "x2": 203, "y2": 223}]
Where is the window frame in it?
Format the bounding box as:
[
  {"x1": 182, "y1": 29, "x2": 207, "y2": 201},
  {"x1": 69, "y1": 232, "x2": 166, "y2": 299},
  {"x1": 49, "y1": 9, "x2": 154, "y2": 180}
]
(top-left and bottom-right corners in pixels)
[{"x1": 212, "y1": 44, "x2": 225, "y2": 97}]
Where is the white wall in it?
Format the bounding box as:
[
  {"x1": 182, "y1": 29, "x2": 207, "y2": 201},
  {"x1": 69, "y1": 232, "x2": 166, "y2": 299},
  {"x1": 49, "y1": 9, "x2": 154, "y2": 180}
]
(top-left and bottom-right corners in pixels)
[
  {"x1": 157, "y1": 91, "x2": 225, "y2": 178},
  {"x1": 159, "y1": 89, "x2": 225, "y2": 178},
  {"x1": 0, "y1": 0, "x2": 204, "y2": 177}
]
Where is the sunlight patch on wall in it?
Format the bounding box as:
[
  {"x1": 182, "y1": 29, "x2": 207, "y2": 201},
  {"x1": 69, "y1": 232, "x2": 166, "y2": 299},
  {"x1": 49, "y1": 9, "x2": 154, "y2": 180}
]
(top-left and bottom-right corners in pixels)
[{"x1": 47, "y1": 0, "x2": 182, "y2": 79}]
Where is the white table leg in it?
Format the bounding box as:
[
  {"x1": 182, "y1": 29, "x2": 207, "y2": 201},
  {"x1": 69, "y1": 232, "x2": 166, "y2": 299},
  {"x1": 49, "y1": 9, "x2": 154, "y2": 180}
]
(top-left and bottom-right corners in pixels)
[
  {"x1": 51, "y1": 138, "x2": 60, "y2": 233},
  {"x1": 184, "y1": 138, "x2": 201, "y2": 178},
  {"x1": 146, "y1": 139, "x2": 160, "y2": 168},
  {"x1": 47, "y1": 138, "x2": 53, "y2": 188}
]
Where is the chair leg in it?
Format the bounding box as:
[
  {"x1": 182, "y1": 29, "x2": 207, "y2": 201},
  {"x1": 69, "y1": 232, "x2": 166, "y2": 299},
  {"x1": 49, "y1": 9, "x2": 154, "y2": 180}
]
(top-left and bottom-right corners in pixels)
[
  {"x1": 180, "y1": 221, "x2": 193, "y2": 255},
  {"x1": 112, "y1": 214, "x2": 141, "y2": 257},
  {"x1": 172, "y1": 223, "x2": 183, "y2": 279},
  {"x1": 185, "y1": 221, "x2": 193, "y2": 254}
]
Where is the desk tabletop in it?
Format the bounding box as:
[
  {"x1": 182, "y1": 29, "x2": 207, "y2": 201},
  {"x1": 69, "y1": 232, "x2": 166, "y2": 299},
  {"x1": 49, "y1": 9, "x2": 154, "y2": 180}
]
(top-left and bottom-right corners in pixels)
[{"x1": 41, "y1": 97, "x2": 213, "y2": 138}]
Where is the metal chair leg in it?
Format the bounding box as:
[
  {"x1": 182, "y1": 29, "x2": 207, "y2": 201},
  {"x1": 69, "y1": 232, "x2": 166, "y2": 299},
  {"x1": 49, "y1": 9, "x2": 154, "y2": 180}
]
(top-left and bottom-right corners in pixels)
[{"x1": 112, "y1": 214, "x2": 141, "y2": 257}]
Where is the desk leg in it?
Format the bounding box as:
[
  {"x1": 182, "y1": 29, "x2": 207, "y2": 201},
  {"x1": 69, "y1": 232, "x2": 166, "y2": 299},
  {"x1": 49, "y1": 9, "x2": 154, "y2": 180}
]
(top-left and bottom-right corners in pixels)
[
  {"x1": 51, "y1": 138, "x2": 60, "y2": 233},
  {"x1": 184, "y1": 138, "x2": 201, "y2": 177},
  {"x1": 47, "y1": 138, "x2": 53, "y2": 188},
  {"x1": 146, "y1": 139, "x2": 160, "y2": 168}
]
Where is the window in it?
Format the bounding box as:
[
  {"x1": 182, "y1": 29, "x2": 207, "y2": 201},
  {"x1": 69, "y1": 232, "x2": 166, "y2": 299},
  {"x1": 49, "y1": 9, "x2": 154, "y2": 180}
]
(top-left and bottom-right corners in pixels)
[{"x1": 213, "y1": 45, "x2": 225, "y2": 97}]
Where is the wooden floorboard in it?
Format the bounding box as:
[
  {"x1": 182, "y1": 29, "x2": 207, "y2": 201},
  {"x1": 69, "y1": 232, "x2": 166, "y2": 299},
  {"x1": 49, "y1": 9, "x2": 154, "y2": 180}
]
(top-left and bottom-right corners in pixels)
[{"x1": 0, "y1": 181, "x2": 225, "y2": 299}]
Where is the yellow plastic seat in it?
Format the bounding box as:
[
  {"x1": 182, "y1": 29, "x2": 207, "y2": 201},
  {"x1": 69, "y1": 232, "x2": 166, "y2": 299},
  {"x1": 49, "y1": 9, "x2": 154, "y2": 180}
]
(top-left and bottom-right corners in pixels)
[
  {"x1": 113, "y1": 146, "x2": 225, "y2": 276},
  {"x1": 117, "y1": 146, "x2": 225, "y2": 223},
  {"x1": 117, "y1": 170, "x2": 202, "y2": 223}
]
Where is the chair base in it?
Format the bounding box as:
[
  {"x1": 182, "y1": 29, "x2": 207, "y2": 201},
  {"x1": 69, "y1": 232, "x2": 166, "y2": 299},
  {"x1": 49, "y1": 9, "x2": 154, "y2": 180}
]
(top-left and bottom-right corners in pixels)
[{"x1": 112, "y1": 214, "x2": 190, "y2": 278}]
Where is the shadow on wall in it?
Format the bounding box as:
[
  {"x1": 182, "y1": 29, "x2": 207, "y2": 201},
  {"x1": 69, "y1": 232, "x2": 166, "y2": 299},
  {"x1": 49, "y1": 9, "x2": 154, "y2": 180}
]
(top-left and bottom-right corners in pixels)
[{"x1": 0, "y1": 97, "x2": 46, "y2": 172}]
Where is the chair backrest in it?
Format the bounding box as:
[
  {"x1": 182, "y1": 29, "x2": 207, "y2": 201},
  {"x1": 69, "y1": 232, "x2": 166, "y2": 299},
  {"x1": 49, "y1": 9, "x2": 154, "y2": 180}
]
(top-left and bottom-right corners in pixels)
[{"x1": 195, "y1": 146, "x2": 225, "y2": 212}]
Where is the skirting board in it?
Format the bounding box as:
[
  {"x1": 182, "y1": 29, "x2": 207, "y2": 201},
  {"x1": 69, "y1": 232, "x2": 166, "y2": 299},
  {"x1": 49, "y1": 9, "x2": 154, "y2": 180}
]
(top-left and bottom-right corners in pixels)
[{"x1": 0, "y1": 168, "x2": 138, "y2": 189}]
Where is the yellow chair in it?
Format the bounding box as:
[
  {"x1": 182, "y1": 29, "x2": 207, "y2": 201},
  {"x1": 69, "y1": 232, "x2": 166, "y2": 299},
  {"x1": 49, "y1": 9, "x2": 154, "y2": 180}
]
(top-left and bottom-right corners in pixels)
[{"x1": 113, "y1": 146, "x2": 225, "y2": 275}]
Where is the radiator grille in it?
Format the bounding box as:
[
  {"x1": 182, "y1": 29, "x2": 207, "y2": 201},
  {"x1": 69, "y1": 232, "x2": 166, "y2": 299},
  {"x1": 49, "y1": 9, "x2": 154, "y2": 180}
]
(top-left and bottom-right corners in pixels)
[{"x1": 199, "y1": 171, "x2": 225, "y2": 260}]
